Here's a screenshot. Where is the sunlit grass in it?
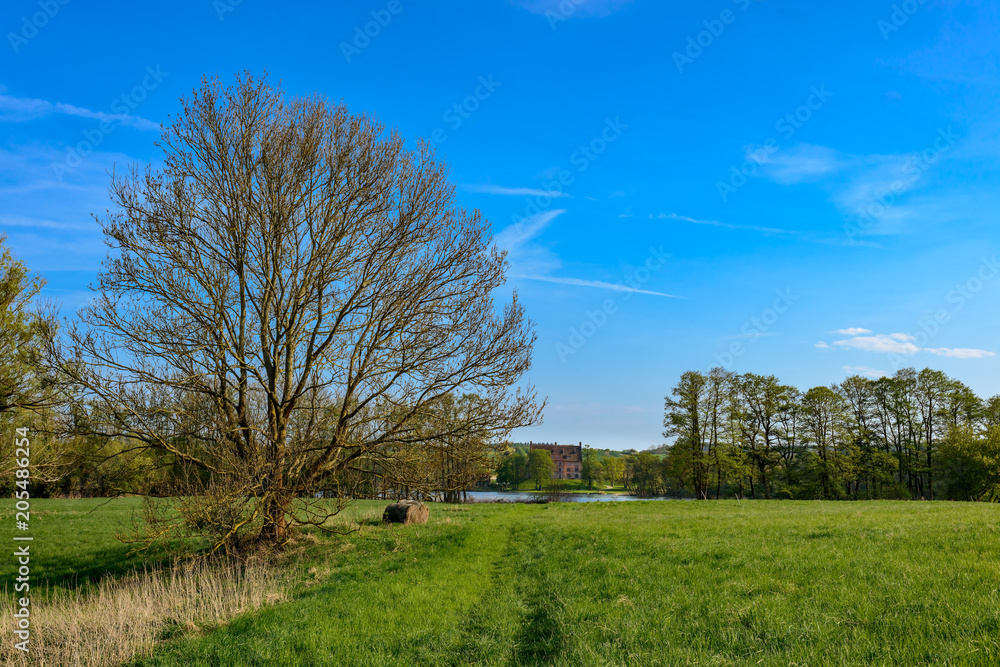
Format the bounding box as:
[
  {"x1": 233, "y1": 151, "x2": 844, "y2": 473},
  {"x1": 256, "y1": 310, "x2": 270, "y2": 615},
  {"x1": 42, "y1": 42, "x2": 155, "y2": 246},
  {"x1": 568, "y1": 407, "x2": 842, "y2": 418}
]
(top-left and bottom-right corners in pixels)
[
  {"x1": 139, "y1": 500, "x2": 1000, "y2": 666},
  {"x1": 4, "y1": 498, "x2": 1000, "y2": 665},
  {"x1": 0, "y1": 497, "x2": 163, "y2": 597}
]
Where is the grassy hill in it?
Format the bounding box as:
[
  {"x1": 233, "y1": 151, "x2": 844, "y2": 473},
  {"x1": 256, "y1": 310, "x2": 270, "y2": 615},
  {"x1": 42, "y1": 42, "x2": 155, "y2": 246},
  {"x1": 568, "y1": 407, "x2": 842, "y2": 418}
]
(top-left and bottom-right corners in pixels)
[{"x1": 4, "y1": 499, "x2": 1000, "y2": 665}]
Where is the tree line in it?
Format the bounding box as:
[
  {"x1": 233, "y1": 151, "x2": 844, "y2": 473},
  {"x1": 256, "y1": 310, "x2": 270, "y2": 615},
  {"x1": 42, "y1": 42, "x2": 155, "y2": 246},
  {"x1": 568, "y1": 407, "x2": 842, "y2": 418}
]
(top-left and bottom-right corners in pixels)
[
  {"x1": 662, "y1": 367, "x2": 1000, "y2": 501},
  {"x1": 495, "y1": 444, "x2": 653, "y2": 495}
]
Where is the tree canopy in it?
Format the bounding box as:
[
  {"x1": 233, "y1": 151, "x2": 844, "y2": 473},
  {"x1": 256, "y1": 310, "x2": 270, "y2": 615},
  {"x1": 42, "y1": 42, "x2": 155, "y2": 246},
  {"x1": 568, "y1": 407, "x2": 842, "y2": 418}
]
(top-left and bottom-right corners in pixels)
[
  {"x1": 663, "y1": 366, "x2": 1000, "y2": 501},
  {"x1": 49, "y1": 73, "x2": 542, "y2": 551},
  {"x1": 0, "y1": 235, "x2": 52, "y2": 414}
]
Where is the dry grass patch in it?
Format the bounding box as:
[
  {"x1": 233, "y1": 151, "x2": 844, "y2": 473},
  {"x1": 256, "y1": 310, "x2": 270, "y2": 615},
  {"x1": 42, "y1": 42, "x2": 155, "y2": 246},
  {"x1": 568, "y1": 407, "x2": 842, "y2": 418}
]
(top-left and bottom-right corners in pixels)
[{"x1": 0, "y1": 558, "x2": 299, "y2": 666}]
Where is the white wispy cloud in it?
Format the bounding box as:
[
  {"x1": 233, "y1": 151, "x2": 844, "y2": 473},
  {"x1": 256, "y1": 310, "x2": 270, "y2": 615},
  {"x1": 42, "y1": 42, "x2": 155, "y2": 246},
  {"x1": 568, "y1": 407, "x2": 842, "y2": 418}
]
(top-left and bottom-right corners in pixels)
[
  {"x1": 925, "y1": 346, "x2": 998, "y2": 359},
  {"x1": 494, "y1": 208, "x2": 563, "y2": 251},
  {"x1": 515, "y1": 274, "x2": 680, "y2": 298},
  {"x1": 843, "y1": 365, "x2": 887, "y2": 378},
  {"x1": 495, "y1": 209, "x2": 677, "y2": 298},
  {"x1": 0, "y1": 93, "x2": 160, "y2": 131},
  {"x1": 494, "y1": 209, "x2": 564, "y2": 277},
  {"x1": 833, "y1": 327, "x2": 872, "y2": 335},
  {"x1": 755, "y1": 139, "x2": 962, "y2": 238},
  {"x1": 462, "y1": 183, "x2": 569, "y2": 198},
  {"x1": 655, "y1": 211, "x2": 878, "y2": 247},
  {"x1": 751, "y1": 143, "x2": 844, "y2": 185},
  {"x1": 835, "y1": 333, "x2": 920, "y2": 355},
  {"x1": 656, "y1": 212, "x2": 796, "y2": 236},
  {"x1": 0, "y1": 142, "x2": 138, "y2": 273},
  {"x1": 0, "y1": 213, "x2": 99, "y2": 232},
  {"x1": 823, "y1": 331, "x2": 995, "y2": 359}
]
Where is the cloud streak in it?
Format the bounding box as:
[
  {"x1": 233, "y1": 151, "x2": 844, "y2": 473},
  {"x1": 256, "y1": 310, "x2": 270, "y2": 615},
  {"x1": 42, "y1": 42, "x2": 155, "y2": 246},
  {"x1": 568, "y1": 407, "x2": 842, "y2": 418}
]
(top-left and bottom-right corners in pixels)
[
  {"x1": 495, "y1": 210, "x2": 677, "y2": 297},
  {"x1": 0, "y1": 214, "x2": 100, "y2": 233},
  {"x1": 494, "y1": 208, "x2": 563, "y2": 252},
  {"x1": 462, "y1": 183, "x2": 570, "y2": 198},
  {"x1": 754, "y1": 136, "x2": 961, "y2": 239},
  {"x1": 753, "y1": 144, "x2": 844, "y2": 185},
  {"x1": 656, "y1": 212, "x2": 796, "y2": 236},
  {"x1": 817, "y1": 331, "x2": 995, "y2": 359},
  {"x1": 654, "y1": 212, "x2": 878, "y2": 247},
  {"x1": 0, "y1": 93, "x2": 159, "y2": 131},
  {"x1": 515, "y1": 274, "x2": 680, "y2": 297}
]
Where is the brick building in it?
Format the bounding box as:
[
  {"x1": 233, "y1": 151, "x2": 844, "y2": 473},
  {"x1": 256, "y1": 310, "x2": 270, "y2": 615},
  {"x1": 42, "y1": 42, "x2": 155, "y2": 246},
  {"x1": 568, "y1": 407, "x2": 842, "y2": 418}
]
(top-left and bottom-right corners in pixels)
[{"x1": 529, "y1": 441, "x2": 583, "y2": 480}]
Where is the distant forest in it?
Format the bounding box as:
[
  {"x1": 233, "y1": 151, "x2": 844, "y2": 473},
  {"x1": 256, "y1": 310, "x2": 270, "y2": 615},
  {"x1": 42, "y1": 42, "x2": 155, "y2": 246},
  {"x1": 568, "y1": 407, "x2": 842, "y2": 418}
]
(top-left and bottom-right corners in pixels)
[{"x1": 662, "y1": 367, "x2": 1000, "y2": 501}]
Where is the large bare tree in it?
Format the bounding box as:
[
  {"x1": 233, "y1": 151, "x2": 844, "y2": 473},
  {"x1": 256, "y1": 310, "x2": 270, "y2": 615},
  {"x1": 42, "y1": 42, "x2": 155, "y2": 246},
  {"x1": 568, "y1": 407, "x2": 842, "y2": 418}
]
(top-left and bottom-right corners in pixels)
[{"x1": 53, "y1": 73, "x2": 542, "y2": 551}]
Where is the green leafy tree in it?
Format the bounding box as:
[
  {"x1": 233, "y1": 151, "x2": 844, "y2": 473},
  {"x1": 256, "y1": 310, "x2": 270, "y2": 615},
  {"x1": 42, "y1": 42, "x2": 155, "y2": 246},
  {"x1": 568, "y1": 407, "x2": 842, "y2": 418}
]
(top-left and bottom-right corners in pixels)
[
  {"x1": 733, "y1": 373, "x2": 795, "y2": 499},
  {"x1": 915, "y1": 368, "x2": 951, "y2": 500},
  {"x1": 625, "y1": 451, "x2": 663, "y2": 497},
  {"x1": 658, "y1": 365, "x2": 1000, "y2": 502},
  {"x1": 497, "y1": 448, "x2": 528, "y2": 490},
  {"x1": 801, "y1": 386, "x2": 846, "y2": 498},
  {"x1": 601, "y1": 456, "x2": 624, "y2": 488},
  {"x1": 0, "y1": 237, "x2": 66, "y2": 493},
  {"x1": 581, "y1": 445, "x2": 602, "y2": 490},
  {"x1": 0, "y1": 235, "x2": 52, "y2": 414},
  {"x1": 982, "y1": 395, "x2": 1000, "y2": 429},
  {"x1": 528, "y1": 448, "x2": 554, "y2": 490},
  {"x1": 935, "y1": 424, "x2": 1000, "y2": 501},
  {"x1": 663, "y1": 370, "x2": 710, "y2": 499}
]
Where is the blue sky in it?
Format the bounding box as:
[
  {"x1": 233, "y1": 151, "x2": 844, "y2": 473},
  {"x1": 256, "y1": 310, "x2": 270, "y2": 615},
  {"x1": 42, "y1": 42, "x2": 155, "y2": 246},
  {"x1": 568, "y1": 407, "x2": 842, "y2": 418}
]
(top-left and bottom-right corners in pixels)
[{"x1": 3, "y1": 0, "x2": 1000, "y2": 449}]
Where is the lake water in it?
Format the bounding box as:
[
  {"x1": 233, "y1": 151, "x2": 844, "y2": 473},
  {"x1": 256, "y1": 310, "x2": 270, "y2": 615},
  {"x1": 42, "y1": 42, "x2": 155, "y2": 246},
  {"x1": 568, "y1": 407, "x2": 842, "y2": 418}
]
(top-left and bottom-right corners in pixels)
[{"x1": 464, "y1": 491, "x2": 678, "y2": 503}]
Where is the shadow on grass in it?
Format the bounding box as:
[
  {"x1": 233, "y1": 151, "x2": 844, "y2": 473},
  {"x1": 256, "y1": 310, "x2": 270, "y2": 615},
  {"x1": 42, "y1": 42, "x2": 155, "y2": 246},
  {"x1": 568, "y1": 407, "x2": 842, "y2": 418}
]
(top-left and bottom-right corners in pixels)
[{"x1": 28, "y1": 545, "x2": 176, "y2": 595}]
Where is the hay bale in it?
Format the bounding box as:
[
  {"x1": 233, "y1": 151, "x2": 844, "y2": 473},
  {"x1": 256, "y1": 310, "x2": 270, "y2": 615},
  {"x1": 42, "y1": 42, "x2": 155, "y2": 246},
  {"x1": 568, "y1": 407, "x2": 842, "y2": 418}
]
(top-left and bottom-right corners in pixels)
[{"x1": 382, "y1": 500, "x2": 429, "y2": 525}]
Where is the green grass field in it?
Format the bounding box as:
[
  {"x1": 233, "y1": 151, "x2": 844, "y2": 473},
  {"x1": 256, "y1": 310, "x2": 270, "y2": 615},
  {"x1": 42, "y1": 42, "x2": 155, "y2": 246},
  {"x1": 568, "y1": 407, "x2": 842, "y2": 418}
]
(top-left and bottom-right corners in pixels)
[
  {"x1": 0, "y1": 498, "x2": 166, "y2": 597},
  {"x1": 4, "y1": 499, "x2": 1000, "y2": 666}
]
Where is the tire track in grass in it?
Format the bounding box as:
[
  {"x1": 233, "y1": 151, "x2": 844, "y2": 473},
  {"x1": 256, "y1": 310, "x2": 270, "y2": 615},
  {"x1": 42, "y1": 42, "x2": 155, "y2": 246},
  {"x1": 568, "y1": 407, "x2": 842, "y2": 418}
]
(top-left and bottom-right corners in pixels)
[
  {"x1": 512, "y1": 571, "x2": 570, "y2": 667},
  {"x1": 449, "y1": 509, "x2": 572, "y2": 667},
  {"x1": 507, "y1": 514, "x2": 575, "y2": 667},
  {"x1": 448, "y1": 518, "x2": 521, "y2": 666}
]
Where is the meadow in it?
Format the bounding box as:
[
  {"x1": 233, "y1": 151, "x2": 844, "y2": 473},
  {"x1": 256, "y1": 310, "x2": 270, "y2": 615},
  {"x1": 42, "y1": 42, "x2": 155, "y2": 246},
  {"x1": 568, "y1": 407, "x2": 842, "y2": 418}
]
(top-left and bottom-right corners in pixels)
[{"x1": 3, "y1": 499, "x2": 1000, "y2": 666}]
